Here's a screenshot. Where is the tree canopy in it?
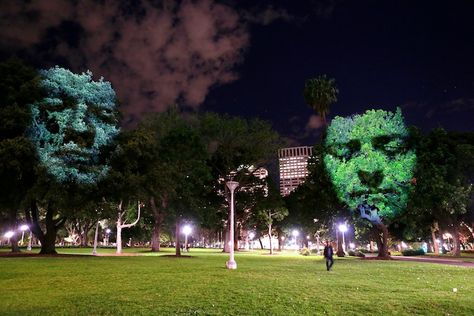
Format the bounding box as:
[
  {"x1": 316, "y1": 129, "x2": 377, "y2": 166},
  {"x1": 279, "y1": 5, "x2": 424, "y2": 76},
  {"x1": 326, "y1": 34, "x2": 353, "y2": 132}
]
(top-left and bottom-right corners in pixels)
[
  {"x1": 324, "y1": 108, "x2": 416, "y2": 222},
  {"x1": 28, "y1": 66, "x2": 120, "y2": 184}
]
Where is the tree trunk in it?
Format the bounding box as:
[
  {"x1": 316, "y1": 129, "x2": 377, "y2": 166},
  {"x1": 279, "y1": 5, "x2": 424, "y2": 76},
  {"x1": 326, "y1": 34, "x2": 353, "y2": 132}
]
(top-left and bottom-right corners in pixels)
[
  {"x1": 150, "y1": 196, "x2": 165, "y2": 252},
  {"x1": 8, "y1": 209, "x2": 20, "y2": 253},
  {"x1": 175, "y1": 219, "x2": 181, "y2": 257},
  {"x1": 336, "y1": 231, "x2": 345, "y2": 257},
  {"x1": 451, "y1": 223, "x2": 461, "y2": 257},
  {"x1": 116, "y1": 223, "x2": 123, "y2": 254},
  {"x1": 375, "y1": 222, "x2": 390, "y2": 258},
  {"x1": 116, "y1": 200, "x2": 141, "y2": 254},
  {"x1": 316, "y1": 234, "x2": 321, "y2": 255},
  {"x1": 258, "y1": 238, "x2": 263, "y2": 249},
  {"x1": 268, "y1": 223, "x2": 273, "y2": 255},
  {"x1": 25, "y1": 200, "x2": 66, "y2": 255},
  {"x1": 277, "y1": 230, "x2": 282, "y2": 251},
  {"x1": 431, "y1": 224, "x2": 439, "y2": 255}
]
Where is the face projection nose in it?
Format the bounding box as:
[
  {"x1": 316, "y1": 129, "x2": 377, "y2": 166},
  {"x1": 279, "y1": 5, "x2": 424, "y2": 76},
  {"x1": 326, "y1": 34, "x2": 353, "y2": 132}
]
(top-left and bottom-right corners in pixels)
[{"x1": 358, "y1": 170, "x2": 383, "y2": 188}]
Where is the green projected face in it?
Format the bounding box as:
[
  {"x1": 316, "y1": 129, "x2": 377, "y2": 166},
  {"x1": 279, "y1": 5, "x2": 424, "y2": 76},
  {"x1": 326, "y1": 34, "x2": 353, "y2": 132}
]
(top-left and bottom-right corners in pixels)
[
  {"x1": 29, "y1": 67, "x2": 119, "y2": 184},
  {"x1": 324, "y1": 109, "x2": 416, "y2": 222}
]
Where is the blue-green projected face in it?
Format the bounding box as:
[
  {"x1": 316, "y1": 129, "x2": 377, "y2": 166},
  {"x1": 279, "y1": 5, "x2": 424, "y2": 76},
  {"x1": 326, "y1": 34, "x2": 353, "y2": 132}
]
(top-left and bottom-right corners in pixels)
[
  {"x1": 324, "y1": 109, "x2": 416, "y2": 221},
  {"x1": 30, "y1": 67, "x2": 119, "y2": 184}
]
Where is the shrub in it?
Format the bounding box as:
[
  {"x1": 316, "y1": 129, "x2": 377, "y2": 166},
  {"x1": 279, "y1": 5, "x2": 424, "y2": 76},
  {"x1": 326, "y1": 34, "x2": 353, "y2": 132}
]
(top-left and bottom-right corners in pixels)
[
  {"x1": 299, "y1": 247, "x2": 311, "y2": 256},
  {"x1": 401, "y1": 248, "x2": 425, "y2": 256},
  {"x1": 348, "y1": 250, "x2": 366, "y2": 257}
]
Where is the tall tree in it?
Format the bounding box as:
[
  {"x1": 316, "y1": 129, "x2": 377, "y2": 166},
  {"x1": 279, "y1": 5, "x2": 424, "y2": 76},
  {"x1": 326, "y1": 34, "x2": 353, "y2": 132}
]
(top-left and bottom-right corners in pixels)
[
  {"x1": 198, "y1": 113, "x2": 282, "y2": 251},
  {"x1": 303, "y1": 75, "x2": 338, "y2": 125},
  {"x1": 26, "y1": 66, "x2": 120, "y2": 254},
  {"x1": 407, "y1": 129, "x2": 474, "y2": 256},
  {"x1": 0, "y1": 58, "x2": 41, "y2": 253},
  {"x1": 324, "y1": 108, "x2": 416, "y2": 257}
]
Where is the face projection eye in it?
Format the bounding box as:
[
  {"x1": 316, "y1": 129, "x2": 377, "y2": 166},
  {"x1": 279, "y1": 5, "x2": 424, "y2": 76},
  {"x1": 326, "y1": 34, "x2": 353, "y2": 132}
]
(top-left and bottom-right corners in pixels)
[
  {"x1": 87, "y1": 103, "x2": 116, "y2": 124},
  {"x1": 331, "y1": 139, "x2": 361, "y2": 160},
  {"x1": 373, "y1": 136, "x2": 405, "y2": 157}
]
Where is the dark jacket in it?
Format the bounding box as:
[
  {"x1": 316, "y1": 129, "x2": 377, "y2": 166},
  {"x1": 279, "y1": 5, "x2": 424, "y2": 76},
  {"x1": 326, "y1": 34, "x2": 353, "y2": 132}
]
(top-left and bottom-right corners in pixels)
[{"x1": 323, "y1": 245, "x2": 333, "y2": 258}]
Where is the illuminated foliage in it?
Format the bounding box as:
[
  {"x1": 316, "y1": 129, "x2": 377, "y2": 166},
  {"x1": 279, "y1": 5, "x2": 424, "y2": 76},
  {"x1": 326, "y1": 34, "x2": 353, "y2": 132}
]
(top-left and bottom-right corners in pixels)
[
  {"x1": 324, "y1": 108, "x2": 416, "y2": 223},
  {"x1": 29, "y1": 67, "x2": 119, "y2": 184}
]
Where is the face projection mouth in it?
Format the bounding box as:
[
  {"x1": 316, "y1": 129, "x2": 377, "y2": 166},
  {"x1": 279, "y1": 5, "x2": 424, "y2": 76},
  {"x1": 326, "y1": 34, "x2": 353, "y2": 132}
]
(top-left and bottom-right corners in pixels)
[
  {"x1": 357, "y1": 203, "x2": 382, "y2": 223},
  {"x1": 54, "y1": 148, "x2": 92, "y2": 165},
  {"x1": 350, "y1": 188, "x2": 397, "y2": 199}
]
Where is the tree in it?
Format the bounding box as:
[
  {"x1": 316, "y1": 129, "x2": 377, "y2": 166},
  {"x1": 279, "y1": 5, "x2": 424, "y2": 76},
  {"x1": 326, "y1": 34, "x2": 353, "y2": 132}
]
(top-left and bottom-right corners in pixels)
[
  {"x1": 199, "y1": 113, "x2": 282, "y2": 251},
  {"x1": 408, "y1": 129, "x2": 474, "y2": 256},
  {"x1": 115, "y1": 200, "x2": 142, "y2": 254},
  {"x1": 131, "y1": 109, "x2": 212, "y2": 254},
  {"x1": 26, "y1": 66, "x2": 120, "y2": 254},
  {"x1": 324, "y1": 108, "x2": 416, "y2": 257},
  {"x1": 303, "y1": 75, "x2": 338, "y2": 125},
  {"x1": 255, "y1": 180, "x2": 288, "y2": 255},
  {"x1": 284, "y1": 144, "x2": 349, "y2": 255},
  {"x1": 0, "y1": 58, "x2": 42, "y2": 253}
]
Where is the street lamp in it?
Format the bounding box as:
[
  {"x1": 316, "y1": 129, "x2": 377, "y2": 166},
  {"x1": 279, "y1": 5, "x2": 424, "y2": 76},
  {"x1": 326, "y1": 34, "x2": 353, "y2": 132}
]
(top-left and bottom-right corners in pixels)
[
  {"x1": 4, "y1": 231, "x2": 14, "y2": 245},
  {"x1": 338, "y1": 224, "x2": 348, "y2": 252},
  {"x1": 292, "y1": 229, "x2": 299, "y2": 249},
  {"x1": 19, "y1": 224, "x2": 29, "y2": 245},
  {"x1": 249, "y1": 232, "x2": 255, "y2": 250},
  {"x1": 226, "y1": 180, "x2": 239, "y2": 270},
  {"x1": 105, "y1": 228, "x2": 111, "y2": 246},
  {"x1": 182, "y1": 224, "x2": 192, "y2": 252}
]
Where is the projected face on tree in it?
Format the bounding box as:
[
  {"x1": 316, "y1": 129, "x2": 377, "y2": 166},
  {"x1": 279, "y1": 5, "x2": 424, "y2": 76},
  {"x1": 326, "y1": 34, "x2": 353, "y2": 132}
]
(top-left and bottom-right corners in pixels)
[
  {"x1": 30, "y1": 67, "x2": 119, "y2": 184},
  {"x1": 324, "y1": 109, "x2": 416, "y2": 223}
]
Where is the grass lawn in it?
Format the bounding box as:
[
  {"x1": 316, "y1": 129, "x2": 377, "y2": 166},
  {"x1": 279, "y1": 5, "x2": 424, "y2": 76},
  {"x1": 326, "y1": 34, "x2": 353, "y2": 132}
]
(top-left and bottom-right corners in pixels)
[{"x1": 0, "y1": 248, "x2": 473, "y2": 315}]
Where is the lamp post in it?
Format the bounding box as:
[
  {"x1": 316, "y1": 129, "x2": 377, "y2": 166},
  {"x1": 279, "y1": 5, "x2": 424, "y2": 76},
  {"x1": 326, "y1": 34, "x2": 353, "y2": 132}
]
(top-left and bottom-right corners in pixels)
[
  {"x1": 182, "y1": 224, "x2": 192, "y2": 252},
  {"x1": 226, "y1": 181, "x2": 239, "y2": 270},
  {"x1": 249, "y1": 232, "x2": 255, "y2": 250},
  {"x1": 338, "y1": 223, "x2": 348, "y2": 252},
  {"x1": 19, "y1": 224, "x2": 29, "y2": 245},
  {"x1": 105, "y1": 228, "x2": 111, "y2": 246},
  {"x1": 292, "y1": 229, "x2": 299, "y2": 249}
]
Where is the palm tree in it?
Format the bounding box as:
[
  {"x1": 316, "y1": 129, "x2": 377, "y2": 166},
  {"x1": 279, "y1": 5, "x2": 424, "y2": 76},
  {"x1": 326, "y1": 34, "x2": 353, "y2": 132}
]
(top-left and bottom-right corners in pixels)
[{"x1": 303, "y1": 75, "x2": 339, "y2": 125}]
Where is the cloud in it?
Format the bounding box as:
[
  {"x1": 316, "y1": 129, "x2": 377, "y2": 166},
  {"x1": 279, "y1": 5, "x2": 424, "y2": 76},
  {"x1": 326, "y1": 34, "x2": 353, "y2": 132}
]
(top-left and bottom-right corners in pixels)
[
  {"x1": 242, "y1": 5, "x2": 294, "y2": 25},
  {"x1": 306, "y1": 114, "x2": 324, "y2": 130},
  {"x1": 0, "y1": 0, "x2": 251, "y2": 123}
]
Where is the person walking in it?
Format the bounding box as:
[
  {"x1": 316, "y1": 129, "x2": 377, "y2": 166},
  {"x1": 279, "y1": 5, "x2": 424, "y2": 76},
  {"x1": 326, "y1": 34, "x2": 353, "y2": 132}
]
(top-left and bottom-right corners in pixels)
[{"x1": 323, "y1": 240, "x2": 334, "y2": 271}]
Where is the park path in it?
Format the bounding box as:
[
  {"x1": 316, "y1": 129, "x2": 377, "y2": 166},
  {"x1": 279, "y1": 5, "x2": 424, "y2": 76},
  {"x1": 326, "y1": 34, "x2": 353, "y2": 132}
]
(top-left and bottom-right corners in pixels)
[{"x1": 392, "y1": 256, "x2": 474, "y2": 268}]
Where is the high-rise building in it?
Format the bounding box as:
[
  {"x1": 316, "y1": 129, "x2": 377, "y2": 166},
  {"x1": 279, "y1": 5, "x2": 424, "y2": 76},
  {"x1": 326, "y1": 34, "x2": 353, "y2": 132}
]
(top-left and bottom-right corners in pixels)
[{"x1": 278, "y1": 146, "x2": 313, "y2": 196}]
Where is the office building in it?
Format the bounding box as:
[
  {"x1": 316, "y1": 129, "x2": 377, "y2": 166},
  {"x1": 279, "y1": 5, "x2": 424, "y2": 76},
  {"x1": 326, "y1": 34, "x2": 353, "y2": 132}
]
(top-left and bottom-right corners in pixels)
[{"x1": 278, "y1": 146, "x2": 313, "y2": 196}]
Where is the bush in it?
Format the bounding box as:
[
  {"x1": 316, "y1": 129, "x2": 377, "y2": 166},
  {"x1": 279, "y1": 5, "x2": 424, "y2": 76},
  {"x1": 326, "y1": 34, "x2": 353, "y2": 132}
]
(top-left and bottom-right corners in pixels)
[
  {"x1": 348, "y1": 250, "x2": 366, "y2": 257},
  {"x1": 401, "y1": 248, "x2": 425, "y2": 256},
  {"x1": 357, "y1": 248, "x2": 376, "y2": 254},
  {"x1": 299, "y1": 247, "x2": 311, "y2": 256}
]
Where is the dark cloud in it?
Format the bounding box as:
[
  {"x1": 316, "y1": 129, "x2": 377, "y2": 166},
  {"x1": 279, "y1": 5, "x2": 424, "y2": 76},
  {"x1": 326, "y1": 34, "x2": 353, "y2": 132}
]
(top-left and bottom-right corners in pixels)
[
  {"x1": 0, "y1": 0, "x2": 252, "y2": 122},
  {"x1": 242, "y1": 5, "x2": 295, "y2": 25}
]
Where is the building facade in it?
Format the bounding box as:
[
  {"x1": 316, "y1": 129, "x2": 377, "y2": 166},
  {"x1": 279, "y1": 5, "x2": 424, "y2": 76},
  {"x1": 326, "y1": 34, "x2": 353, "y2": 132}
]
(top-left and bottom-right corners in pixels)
[{"x1": 278, "y1": 146, "x2": 313, "y2": 196}]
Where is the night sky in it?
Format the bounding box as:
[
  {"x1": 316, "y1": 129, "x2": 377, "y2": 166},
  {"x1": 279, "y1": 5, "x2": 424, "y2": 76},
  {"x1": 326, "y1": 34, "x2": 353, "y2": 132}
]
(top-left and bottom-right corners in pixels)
[{"x1": 1, "y1": 0, "x2": 473, "y2": 146}]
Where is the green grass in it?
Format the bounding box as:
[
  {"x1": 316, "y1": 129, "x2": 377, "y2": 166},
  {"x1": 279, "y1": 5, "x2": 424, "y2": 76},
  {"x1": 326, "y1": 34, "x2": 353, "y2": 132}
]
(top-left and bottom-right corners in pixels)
[{"x1": 1, "y1": 248, "x2": 473, "y2": 315}]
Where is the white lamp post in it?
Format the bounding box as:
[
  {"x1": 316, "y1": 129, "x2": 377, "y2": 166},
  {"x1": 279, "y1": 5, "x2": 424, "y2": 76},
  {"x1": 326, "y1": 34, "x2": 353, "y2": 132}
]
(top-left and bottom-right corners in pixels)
[
  {"x1": 19, "y1": 224, "x2": 29, "y2": 245},
  {"x1": 292, "y1": 229, "x2": 299, "y2": 249},
  {"x1": 249, "y1": 232, "x2": 255, "y2": 249},
  {"x1": 105, "y1": 228, "x2": 111, "y2": 246},
  {"x1": 182, "y1": 224, "x2": 192, "y2": 252},
  {"x1": 338, "y1": 224, "x2": 348, "y2": 252},
  {"x1": 226, "y1": 181, "x2": 239, "y2": 270}
]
